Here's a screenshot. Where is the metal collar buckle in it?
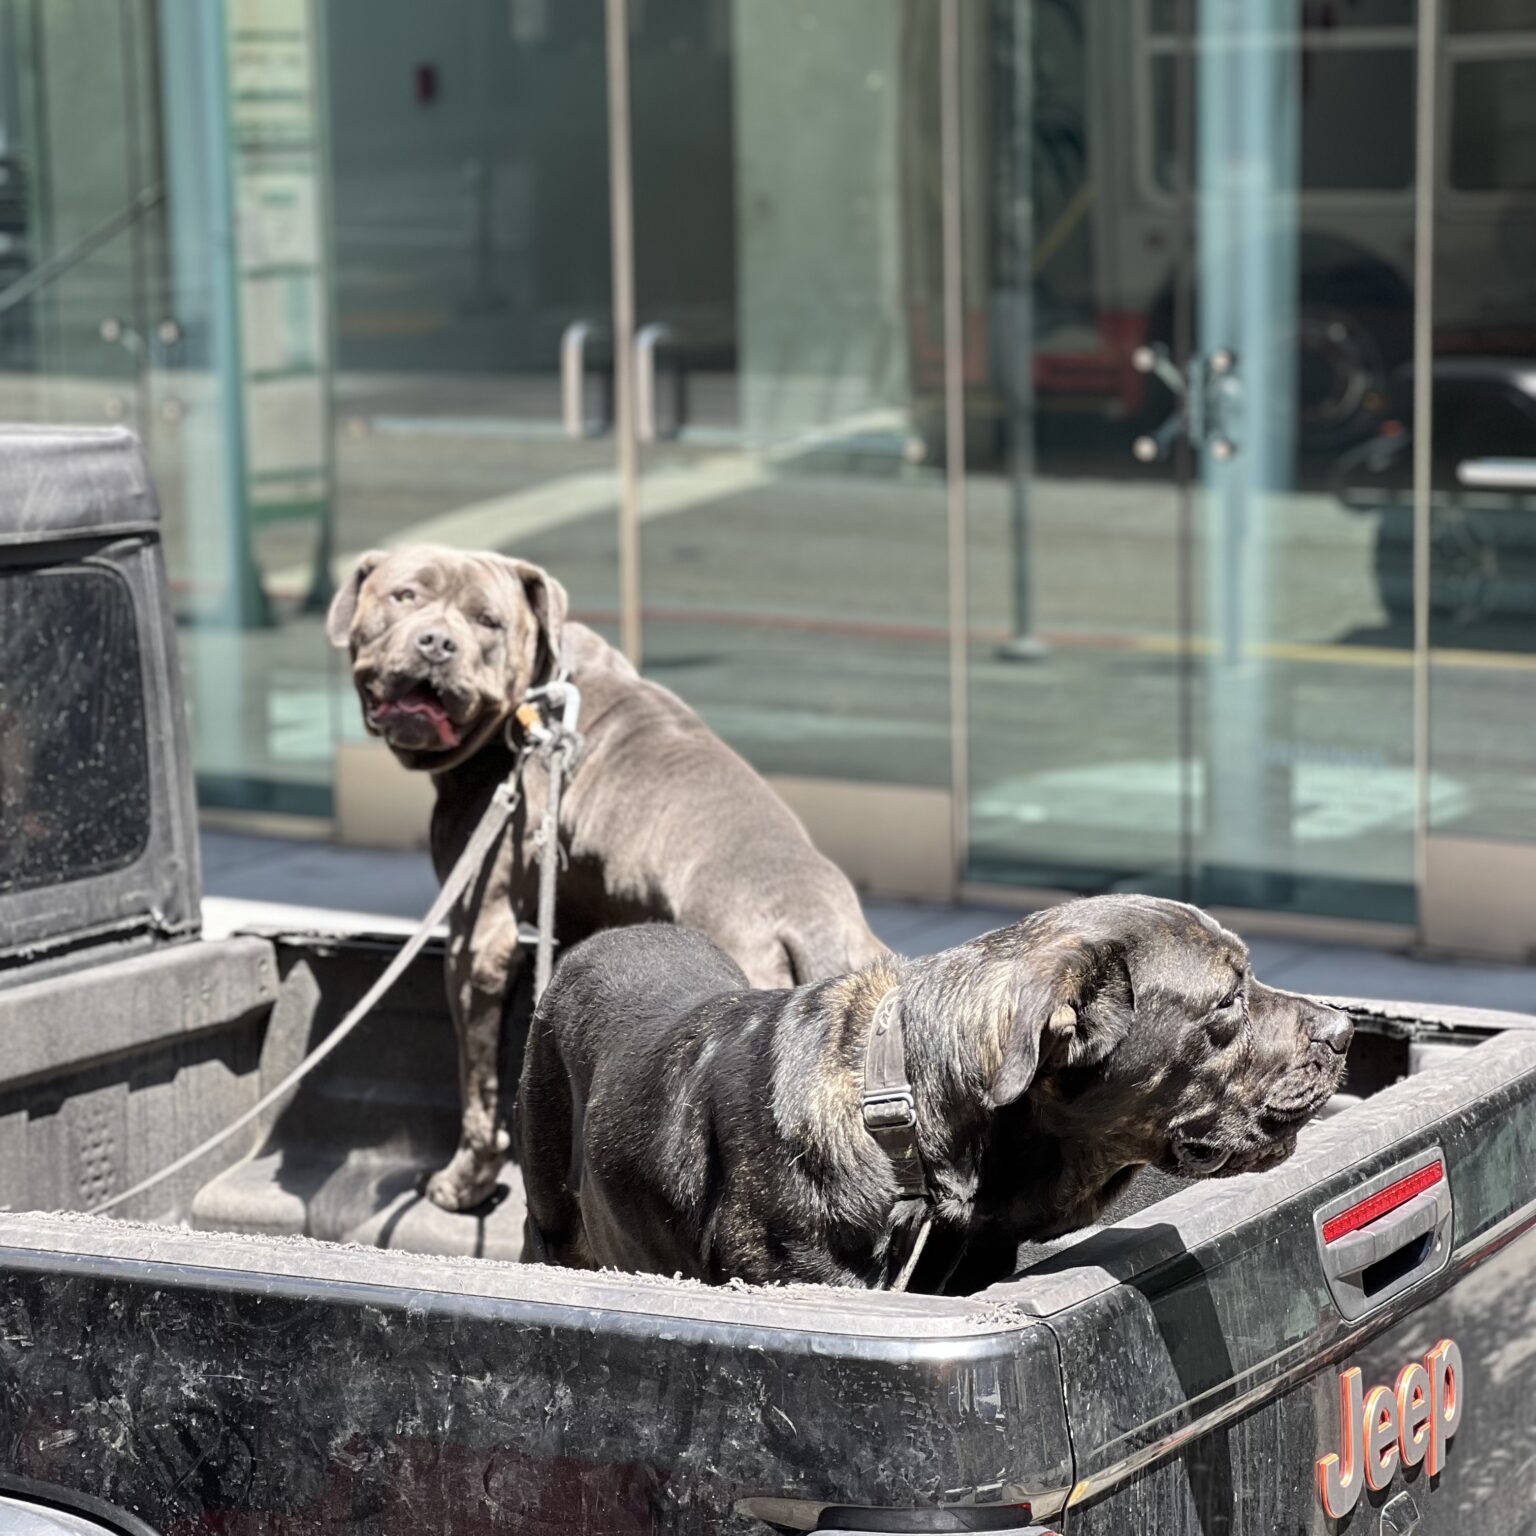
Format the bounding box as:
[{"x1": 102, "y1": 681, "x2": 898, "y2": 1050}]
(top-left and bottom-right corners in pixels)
[{"x1": 862, "y1": 1088, "x2": 918, "y2": 1133}]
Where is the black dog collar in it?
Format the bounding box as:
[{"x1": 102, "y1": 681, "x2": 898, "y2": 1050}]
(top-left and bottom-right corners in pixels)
[{"x1": 861, "y1": 989, "x2": 935, "y2": 1203}]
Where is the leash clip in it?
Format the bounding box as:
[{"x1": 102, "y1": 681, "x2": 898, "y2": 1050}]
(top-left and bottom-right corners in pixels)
[
  {"x1": 514, "y1": 677, "x2": 584, "y2": 775},
  {"x1": 507, "y1": 682, "x2": 582, "y2": 758},
  {"x1": 525, "y1": 676, "x2": 582, "y2": 736}
]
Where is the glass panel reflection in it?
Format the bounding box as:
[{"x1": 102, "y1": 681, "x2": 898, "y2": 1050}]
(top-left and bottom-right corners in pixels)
[
  {"x1": 966, "y1": 0, "x2": 1420, "y2": 920},
  {"x1": 966, "y1": 0, "x2": 1187, "y2": 893},
  {"x1": 1192, "y1": 0, "x2": 1415, "y2": 921},
  {"x1": 634, "y1": 1, "x2": 950, "y2": 789},
  {"x1": 1425, "y1": 16, "x2": 1536, "y2": 846}
]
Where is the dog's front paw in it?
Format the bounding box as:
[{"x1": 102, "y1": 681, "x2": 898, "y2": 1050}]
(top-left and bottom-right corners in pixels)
[{"x1": 425, "y1": 1145, "x2": 503, "y2": 1211}]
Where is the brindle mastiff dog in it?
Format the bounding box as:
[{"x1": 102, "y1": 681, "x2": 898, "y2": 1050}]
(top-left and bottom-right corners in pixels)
[
  {"x1": 328, "y1": 545, "x2": 886, "y2": 1212},
  {"x1": 517, "y1": 896, "x2": 1353, "y2": 1291}
]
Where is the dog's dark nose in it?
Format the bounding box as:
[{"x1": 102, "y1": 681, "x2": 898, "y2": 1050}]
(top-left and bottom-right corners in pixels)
[
  {"x1": 415, "y1": 628, "x2": 458, "y2": 664},
  {"x1": 1306, "y1": 1007, "x2": 1354, "y2": 1055}
]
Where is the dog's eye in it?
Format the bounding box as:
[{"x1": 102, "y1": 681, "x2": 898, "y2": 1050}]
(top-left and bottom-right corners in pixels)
[
  {"x1": 474, "y1": 613, "x2": 504, "y2": 632},
  {"x1": 391, "y1": 587, "x2": 418, "y2": 605},
  {"x1": 1205, "y1": 982, "x2": 1247, "y2": 1043},
  {"x1": 1216, "y1": 971, "x2": 1248, "y2": 1012}
]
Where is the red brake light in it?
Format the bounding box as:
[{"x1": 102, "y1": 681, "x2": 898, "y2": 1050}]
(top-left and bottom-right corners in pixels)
[{"x1": 1321, "y1": 1161, "x2": 1444, "y2": 1245}]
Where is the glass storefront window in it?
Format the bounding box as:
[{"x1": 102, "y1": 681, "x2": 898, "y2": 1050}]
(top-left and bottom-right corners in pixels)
[
  {"x1": 631, "y1": 1, "x2": 951, "y2": 792},
  {"x1": 0, "y1": 0, "x2": 343, "y2": 816},
  {"x1": 966, "y1": 0, "x2": 1419, "y2": 922},
  {"x1": 3, "y1": 0, "x2": 1533, "y2": 937}
]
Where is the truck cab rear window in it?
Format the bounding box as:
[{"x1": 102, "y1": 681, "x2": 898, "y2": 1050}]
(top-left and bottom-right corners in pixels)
[{"x1": 0, "y1": 565, "x2": 152, "y2": 895}]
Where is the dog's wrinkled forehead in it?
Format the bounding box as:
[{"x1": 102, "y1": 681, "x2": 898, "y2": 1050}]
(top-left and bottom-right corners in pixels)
[
  {"x1": 1048, "y1": 894, "x2": 1246, "y2": 992},
  {"x1": 357, "y1": 549, "x2": 519, "y2": 631},
  {"x1": 1140, "y1": 907, "x2": 1246, "y2": 999}
]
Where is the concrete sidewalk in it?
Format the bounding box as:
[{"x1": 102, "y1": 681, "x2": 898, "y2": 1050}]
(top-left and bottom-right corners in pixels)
[{"x1": 200, "y1": 828, "x2": 1536, "y2": 1014}]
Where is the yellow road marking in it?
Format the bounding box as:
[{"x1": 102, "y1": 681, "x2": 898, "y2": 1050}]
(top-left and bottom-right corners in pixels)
[{"x1": 1126, "y1": 632, "x2": 1536, "y2": 672}]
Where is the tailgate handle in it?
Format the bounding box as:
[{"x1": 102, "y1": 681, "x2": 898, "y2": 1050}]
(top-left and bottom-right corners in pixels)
[
  {"x1": 1322, "y1": 1186, "x2": 1443, "y2": 1278},
  {"x1": 1315, "y1": 1153, "x2": 1452, "y2": 1321}
]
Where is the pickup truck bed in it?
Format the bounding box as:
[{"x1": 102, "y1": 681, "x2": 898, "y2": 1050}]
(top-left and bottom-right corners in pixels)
[{"x1": 1, "y1": 427, "x2": 1533, "y2": 1535}]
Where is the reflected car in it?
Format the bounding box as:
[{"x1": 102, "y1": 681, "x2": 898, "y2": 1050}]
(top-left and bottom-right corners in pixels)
[{"x1": 1331, "y1": 358, "x2": 1536, "y2": 627}]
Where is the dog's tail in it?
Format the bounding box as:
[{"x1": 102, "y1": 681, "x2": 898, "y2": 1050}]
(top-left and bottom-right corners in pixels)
[
  {"x1": 514, "y1": 1003, "x2": 584, "y2": 1265},
  {"x1": 780, "y1": 922, "x2": 892, "y2": 988}
]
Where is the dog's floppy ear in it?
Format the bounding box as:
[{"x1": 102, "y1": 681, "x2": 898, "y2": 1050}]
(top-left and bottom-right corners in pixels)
[
  {"x1": 990, "y1": 939, "x2": 1135, "y2": 1107},
  {"x1": 325, "y1": 550, "x2": 387, "y2": 647},
  {"x1": 502, "y1": 556, "x2": 569, "y2": 679}
]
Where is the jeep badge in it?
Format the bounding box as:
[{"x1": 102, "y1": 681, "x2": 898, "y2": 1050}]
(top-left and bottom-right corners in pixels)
[{"x1": 1317, "y1": 1339, "x2": 1463, "y2": 1518}]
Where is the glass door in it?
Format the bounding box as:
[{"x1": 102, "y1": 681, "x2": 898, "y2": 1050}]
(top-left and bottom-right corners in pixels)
[
  {"x1": 323, "y1": 0, "x2": 626, "y2": 823},
  {"x1": 1189, "y1": 0, "x2": 1418, "y2": 923},
  {"x1": 963, "y1": 0, "x2": 1421, "y2": 923},
  {"x1": 962, "y1": 0, "x2": 1195, "y2": 897},
  {"x1": 0, "y1": 0, "x2": 161, "y2": 445},
  {"x1": 625, "y1": 1, "x2": 954, "y2": 842},
  {"x1": 1420, "y1": 0, "x2": 1536, "y2": 954},
  {"x1": 324, "y1": 0, "x2": 622, "y2": 619}
]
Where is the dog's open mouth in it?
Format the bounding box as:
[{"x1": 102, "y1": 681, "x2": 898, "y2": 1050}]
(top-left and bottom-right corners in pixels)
[{"x1": 366, "y1": 682, "x2": 463, "y2": 750}]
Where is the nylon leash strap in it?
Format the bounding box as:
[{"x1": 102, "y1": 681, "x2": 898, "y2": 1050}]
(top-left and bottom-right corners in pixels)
[{"x1": 516, "y1": 651, "x2": 583, "y2": 1001}]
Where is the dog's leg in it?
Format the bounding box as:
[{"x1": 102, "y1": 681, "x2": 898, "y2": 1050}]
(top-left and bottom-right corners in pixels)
[{"x1": 427, "y1": 910, "x2": 523, "y2": 1211}]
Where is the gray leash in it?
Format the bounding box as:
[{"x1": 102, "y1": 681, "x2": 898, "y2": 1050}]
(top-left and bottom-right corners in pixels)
[
  {"x1": 890, "y1": 1211, "x2": 935, "y2": 1293},
  {"x1": 507, "y1": 663, "x2": 581, "y2": 1263},
  {"x1": 85, "y1": 773, "x2": 526, "y2": 1216},
  {"x1": 87, "y1": 673, "x2": 582, "y2": 1219},
  {"x1": 518, "y1": 664, "x2": 582, "y2": 1000}
]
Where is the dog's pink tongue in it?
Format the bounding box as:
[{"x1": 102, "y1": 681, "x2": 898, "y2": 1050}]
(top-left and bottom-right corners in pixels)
[{"x1": 394, "y1": 689, "x2": 460, "y2": 747}]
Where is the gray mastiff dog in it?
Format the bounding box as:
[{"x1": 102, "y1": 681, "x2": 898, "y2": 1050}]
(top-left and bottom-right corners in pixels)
[
  {"x1": 518, "y1": 896, "x2": 1353, "y2": 1291},
  {"x1": 328, "y1": 544, "x2": 886, "y2": 1211}
]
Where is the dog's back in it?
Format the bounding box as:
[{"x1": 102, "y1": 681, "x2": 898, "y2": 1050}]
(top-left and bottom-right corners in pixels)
[{"x1": 516, "y1": 924, "x2": 747, "y2": 1266}]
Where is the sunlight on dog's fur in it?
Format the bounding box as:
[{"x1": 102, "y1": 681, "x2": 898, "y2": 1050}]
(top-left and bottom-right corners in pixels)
[
  {"x1": 328, "y1": 545, "x2": 886, "y2": 1212},
  {"x1": 518, "y1": 896, "x2": 1353, "y2": 1293}
]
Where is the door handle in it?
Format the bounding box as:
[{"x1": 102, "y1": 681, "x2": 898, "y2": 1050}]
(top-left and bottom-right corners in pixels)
[
  {"x1": 1314, "y1": 1150, "x2": 1451, "y2": 1321},
  {"x1": 560, "y1": 320, "x2": 606, "y2": 439},
  {"x1": 1131, "y1": 344, "x2": 1239, "y2": 464},
  {"x1": 635, "y1": 321, "x2": 673, "y2": 444}
]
